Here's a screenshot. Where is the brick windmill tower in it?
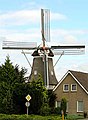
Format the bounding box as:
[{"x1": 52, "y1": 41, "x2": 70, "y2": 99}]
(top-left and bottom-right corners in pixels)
[{"x1": 2, "y1": 9, "x2": 85, "y2": 90}]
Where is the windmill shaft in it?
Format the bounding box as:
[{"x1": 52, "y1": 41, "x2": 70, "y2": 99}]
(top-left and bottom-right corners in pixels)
[
  {"x1": 44, "y1": 55, "x2": 47, "y2": 86},
  {"x1": 43, "y1": 50, "x2": 50, "y2": 87}
]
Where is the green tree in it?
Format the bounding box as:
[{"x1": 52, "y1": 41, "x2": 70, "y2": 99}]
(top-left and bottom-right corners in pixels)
[
  {"x1": 0, "y1": 56, "x2": 27, "y2": 114},
  {"x1": 12, "y1": 83, "x2": 28, "y2": 114},
  {"x1": 48, "y1": 90, "x2": 56, "y2": 113},
  {"x1": 0, "y1": 56, "x2": 53, "y2": 115},
  {"x1": 29, "y1": 74, "x2": 49, "y2": 114}
]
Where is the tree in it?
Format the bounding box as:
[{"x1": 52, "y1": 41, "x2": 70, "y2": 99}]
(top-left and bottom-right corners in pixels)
[
  {"x1": 48, "y1": 90, "x2": 57, "y2": 113},
  {"x1": 28, "y1": 74, "x2": 49, "y2": 114},
  {"x1": 12, "y1": 83, "x2": 28, "y2": 114},
  {"x1": 0, "y1": 56, "x2": 53, "y2": 115},
  {"x1": 0, "y1": 56, "x2": 27, "y2": 114}
]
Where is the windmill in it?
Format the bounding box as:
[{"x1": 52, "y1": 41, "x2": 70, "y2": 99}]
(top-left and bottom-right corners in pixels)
[{"x1": 2, "y1": 9, "x2": 85, "y2": 90}]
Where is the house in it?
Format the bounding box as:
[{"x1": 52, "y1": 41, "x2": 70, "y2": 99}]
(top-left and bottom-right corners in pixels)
[{"x1": 53, "y1": 70, "x2": 88, "y2": 115}]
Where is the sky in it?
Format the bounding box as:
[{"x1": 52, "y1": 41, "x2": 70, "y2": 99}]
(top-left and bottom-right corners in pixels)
[{"x1": 0, "y1": 0, "x2": 88, "y2": 81}]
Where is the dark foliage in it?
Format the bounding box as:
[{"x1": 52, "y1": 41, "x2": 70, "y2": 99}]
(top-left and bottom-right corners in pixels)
[{"x1": 0, "y1": 56, "x2": 54, "y2": 115}]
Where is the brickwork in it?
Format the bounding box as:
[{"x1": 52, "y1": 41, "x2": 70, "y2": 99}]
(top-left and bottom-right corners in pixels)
[{"x1": 54, "y1": 73, "x2": 88, "y2": 115}]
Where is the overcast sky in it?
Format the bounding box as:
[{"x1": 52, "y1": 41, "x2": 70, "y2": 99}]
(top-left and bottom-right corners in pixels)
[{"x1": 0, "y1": 0, "x2": 88, "y2": 81}]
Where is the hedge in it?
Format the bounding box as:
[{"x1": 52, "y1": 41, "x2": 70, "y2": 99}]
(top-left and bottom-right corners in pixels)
[{"x1": 0, "y1": 114, "x2": 83, "y2": 120}]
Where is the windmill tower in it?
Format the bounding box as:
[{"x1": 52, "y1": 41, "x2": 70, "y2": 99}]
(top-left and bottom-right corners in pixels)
[
  {"x1": 2, "y1": 9, "x2": 85, "y2": 90},
  {"x1": 29, "y1": 9, "x2": 58, "y2": 89}
]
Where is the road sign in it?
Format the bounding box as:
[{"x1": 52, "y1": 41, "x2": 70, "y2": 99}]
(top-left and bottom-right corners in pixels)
[
  {"x1": 25, "y1": 94, "x2": 31, "y2": 101},
  {"x1": 25, "y1": 102, "x2": 30, "y2": 115},
  {"x1": 25, "y1": 102, "x2": 30, "y2": 107}
]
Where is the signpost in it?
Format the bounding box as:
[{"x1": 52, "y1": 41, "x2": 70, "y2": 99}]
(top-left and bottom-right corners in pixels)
[{"x1": 25, "y1": 94, "x2": 31, "y2": 116}]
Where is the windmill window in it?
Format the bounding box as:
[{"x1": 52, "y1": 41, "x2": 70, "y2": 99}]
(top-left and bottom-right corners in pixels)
[
  {"x1": 63, "y1": 84, "x2": 69, "y2": 92},
  {"x1": 34, "y1": 70, "x2": 37, "y2": 75},
  {"x1": 51, "y1": 71, "x2": 53, "y2": 75}
]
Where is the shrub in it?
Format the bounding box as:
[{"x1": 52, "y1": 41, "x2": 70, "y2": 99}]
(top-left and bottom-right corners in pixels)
[
  {"x1": 53, "y1": 107, "x2": 61, "y2": 115},
  {"x1": 60, "y1": 98, "x2": 67, "y2": 116},
  {"x1": 40, "y1": 103, "x2": 51, "y2": 116},
  {"x1": 84, "y1": 112, "x2": 87, "y2": 118}
]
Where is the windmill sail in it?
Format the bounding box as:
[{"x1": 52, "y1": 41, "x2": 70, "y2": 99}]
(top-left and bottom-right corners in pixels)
[
  {"x1": 2, "y1": 41, "x2": 37, "y2": 50},
  {"x1": 41, "y1": 9, "x2": 50, "y2": 44},
  {"x1": 51, "y1": 45, "x2": 85, "y2": 55}
]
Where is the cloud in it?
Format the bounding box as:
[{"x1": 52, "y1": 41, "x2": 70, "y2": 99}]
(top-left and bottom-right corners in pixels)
[
  {"x1": 51, "y1": 12, "x2": 67, "y2": 21},
  {"x1": 0, "y1": 9, "x2": 40, "y2": 26},
  {"x1": 50, "y1": 28, "x2": 87, "y2": 44},
  {"x1": 0, "y1": 28, "x2": 41, "y2": 42},
  {"x1": 0, "y1": 9, "x2": 67, "y2": 26},
  {"x1": 64, "y1": 35, "x2": 77, "y2": 44}
]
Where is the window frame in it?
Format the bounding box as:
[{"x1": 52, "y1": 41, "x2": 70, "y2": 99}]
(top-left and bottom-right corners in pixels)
[
  {"x1": 55, "y1": 101, "x2": 61, "y2": 108},
  {"x1": 77, "y1": 101, "x2": 83, "y2": 112},
  {"x1": 63, "y1": 84, "x2": 69, "y2": 92},
  {"x1": 66, "y1": 102, "x2": 68, "y2": 112},
  {"x1": 71, "y1": 84, "x2": 77, "y2": 91}
]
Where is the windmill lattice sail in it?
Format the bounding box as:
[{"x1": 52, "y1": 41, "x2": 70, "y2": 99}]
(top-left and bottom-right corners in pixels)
[
  {"x1": 41, "y1": 9, "x2": 50, "y2": 45},
  {"x1": 51, "y1": 45, "x2": 85, "y2": 55},
  {"x1": 2, "y1": 41, "x2": 37, "y2": 50}
]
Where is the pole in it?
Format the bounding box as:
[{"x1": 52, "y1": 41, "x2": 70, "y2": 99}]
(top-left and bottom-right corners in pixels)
[
  {"x1": 61, "y1": 110, "x2": 64, "y2": 120},
  {"x1": 27, "y1": 107, "x2": 29, "y2": 116}
]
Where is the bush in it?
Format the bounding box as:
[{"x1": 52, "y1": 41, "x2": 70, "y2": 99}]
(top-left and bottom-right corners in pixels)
[
  {"x1": 84, "y1": 112, "x2": 87, "y2": 118},
  {"x1": 54, "y1": 107, "x2": 61, "y2": 115},
  {"x1": 0, "y1": 114, "x2": 84, "y2": 120},
  {"x1": 0, "y1": 114, "x2": 61, "y2": 120},
  {"x1": 40, "y1": 103, "x2": 51, "y2": 116},
  {"x1": 60, "y1": 98, "x2": 67, "y2": 116}
]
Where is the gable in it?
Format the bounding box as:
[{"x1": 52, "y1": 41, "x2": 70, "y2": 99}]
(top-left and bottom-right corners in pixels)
[{"x1": 53, "y1": 70, "x2": 88, "y2": 94}]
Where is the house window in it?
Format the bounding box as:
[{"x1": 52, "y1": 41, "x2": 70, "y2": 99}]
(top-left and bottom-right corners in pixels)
[
  {"x1": 56, "y1": 101, "x2": 68, "y2": 112},
  {"x1": 57, "y1": 101, "x2": 61, "y2": 107},
  {"x1": 55, "y1": 101, "x2": 61, "y2": 108},
  {"x1": 63, "y1": 84, "x2": 69, "y2": 92},
  {"x1": 71, "y1": 84, "x2": 77, "y2": 91},
  {"x1": 77, "y1": 101, "x2": 83, "y2": 112},
  {"x1": 66, "y1": 102, "x2": 68, "y2": 112}
]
